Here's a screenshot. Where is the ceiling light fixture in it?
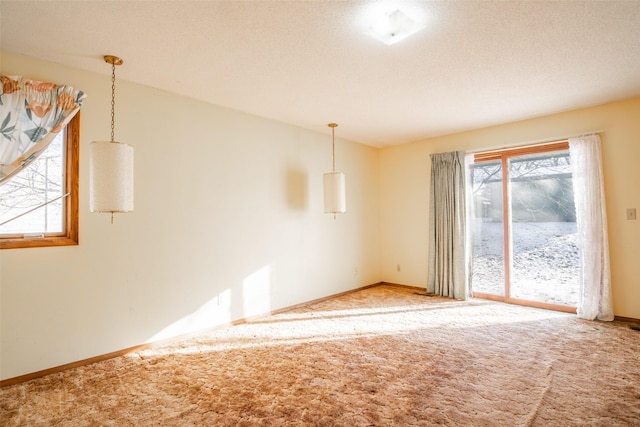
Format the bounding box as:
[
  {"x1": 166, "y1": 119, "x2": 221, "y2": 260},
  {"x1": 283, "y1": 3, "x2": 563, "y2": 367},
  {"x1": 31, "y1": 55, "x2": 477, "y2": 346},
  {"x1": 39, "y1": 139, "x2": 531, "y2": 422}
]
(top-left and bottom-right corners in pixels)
[
  {"x1": 367, "y1": 9, "x2": 425, "y2": 45},
  {"x1": 89, "y1": 55, "x2": 134, "y2": 224},
  {"x1": 323, "y1": 123, "x2": 346, "y2": 219}
]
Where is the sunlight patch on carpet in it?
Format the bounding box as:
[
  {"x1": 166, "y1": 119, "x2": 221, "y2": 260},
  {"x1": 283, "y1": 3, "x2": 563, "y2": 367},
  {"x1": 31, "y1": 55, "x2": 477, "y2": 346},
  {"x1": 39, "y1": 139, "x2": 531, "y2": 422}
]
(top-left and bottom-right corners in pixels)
[{"x1": 134, "y1": 297, "x2": 570, "y2": 357}]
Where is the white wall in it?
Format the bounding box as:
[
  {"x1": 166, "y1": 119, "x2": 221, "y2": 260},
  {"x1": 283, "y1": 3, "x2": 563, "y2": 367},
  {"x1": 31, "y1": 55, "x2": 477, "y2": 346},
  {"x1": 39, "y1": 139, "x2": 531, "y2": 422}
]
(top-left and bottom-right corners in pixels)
[
  {"x1": 380, "y1": 98, "x2": 640, "y2": 319},
  {"x1": 0, "y1": 51, "x2": 380, "y2": 380}
]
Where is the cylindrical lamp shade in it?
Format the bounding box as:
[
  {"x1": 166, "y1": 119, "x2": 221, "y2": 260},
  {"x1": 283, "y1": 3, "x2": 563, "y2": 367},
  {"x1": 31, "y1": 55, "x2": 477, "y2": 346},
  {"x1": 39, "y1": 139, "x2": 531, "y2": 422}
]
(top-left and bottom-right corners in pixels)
[
  {"x1": 323, "y1": 172, "x2": 346, "y2": 214},
  {"x1": 90, "y1": 141, "x2": 134, "y2": 213}
]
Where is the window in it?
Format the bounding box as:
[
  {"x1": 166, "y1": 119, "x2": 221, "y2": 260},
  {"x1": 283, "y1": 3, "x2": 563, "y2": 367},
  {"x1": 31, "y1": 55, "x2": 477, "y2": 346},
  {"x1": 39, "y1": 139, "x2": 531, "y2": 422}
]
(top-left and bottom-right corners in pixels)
[
  {"x1": 0, "y1": 113, "x2": 79, "y2": 249},
  {"x1": 469, "y1": 141, "x2": 578, "y2": 312}
]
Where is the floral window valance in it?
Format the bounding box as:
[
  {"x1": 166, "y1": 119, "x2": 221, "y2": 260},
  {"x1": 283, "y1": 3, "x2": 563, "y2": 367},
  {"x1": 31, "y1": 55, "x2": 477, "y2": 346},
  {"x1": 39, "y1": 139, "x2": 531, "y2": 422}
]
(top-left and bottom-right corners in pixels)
[{"x1": 0, "y1": 74, "x2": 86, "y2": 184}]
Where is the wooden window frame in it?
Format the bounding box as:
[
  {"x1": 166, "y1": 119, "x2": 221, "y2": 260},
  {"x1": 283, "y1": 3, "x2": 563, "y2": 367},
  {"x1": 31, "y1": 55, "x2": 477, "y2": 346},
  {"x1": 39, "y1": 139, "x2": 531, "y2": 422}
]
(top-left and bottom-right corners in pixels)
[
  {"x1": 0, "y1": 113, "x2": 80, "y2": 249},
  {"x1": 474, "y1": 141, "x2": 569, "y2": 162}
]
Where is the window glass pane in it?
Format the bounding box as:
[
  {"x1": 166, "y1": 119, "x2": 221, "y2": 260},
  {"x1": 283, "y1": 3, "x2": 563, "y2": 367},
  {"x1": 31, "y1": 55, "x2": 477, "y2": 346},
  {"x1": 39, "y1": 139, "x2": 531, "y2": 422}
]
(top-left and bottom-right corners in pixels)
[
  {"x1": 0, "y1": 132, "x2": 65, "y2": 236},
  {"x1": 508, "y1": 151, "x2": 579, "y2": 306},
  {"x1": 470, "y1": 160, "x2": 505, "y2": 296}
]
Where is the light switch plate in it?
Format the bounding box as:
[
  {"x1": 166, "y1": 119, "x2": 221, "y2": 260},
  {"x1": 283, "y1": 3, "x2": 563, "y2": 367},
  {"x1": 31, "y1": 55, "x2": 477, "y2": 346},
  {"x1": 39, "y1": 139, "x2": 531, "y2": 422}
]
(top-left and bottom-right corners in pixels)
[{"x1": 627, "y1": 208, "x2": 637, "y2": 220}]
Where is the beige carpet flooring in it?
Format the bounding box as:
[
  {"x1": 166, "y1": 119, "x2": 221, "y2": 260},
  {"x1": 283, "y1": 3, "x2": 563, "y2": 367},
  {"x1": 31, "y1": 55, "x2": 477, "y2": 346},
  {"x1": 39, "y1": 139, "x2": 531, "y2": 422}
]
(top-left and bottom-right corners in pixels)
[{"x1": 1, "y1": 284, "x2": 639, "y2": 426}]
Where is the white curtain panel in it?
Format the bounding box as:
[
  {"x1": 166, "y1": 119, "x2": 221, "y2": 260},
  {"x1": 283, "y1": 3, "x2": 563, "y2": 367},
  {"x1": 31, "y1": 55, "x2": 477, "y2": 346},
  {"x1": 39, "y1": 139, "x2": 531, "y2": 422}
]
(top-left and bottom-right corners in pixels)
[
  {"x1": 427, "y1": 151, "x2": 467, "y2": 299},
  {"x1": 569, "y1": 134, "x2": 614, "y2": 321}
]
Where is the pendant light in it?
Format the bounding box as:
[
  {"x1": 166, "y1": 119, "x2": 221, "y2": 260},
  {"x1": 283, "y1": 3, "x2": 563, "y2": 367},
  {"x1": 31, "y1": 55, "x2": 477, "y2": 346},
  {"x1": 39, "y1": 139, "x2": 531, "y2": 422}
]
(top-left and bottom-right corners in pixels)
[
  {"x1": 90, "y1": 55, "x2": 134, "y2": 224},
  {"x1": 323, "y1": 123, "x2": 346, "y2": 219}
]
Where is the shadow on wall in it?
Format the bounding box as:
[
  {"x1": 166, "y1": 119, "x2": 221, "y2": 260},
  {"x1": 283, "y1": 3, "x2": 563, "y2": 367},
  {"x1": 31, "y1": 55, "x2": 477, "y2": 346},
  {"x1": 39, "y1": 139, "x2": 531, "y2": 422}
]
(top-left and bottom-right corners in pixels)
[
  {"x1": 146, "y1": 265, "x2": 273, "y2": 343},
  {"x1": 287, "y1": 168, "x2": 307, "y2": 211}
]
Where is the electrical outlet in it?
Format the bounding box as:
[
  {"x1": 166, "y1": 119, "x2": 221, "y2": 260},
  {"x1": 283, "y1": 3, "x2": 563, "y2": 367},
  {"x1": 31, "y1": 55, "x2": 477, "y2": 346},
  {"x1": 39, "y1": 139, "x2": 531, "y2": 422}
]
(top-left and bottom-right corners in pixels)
[
  {"x1": 396, "y1": 264, "x2": 401, "y2": 272},
  {"x1": 627, "y1": 208, "x2": 637, "y2": 220}
]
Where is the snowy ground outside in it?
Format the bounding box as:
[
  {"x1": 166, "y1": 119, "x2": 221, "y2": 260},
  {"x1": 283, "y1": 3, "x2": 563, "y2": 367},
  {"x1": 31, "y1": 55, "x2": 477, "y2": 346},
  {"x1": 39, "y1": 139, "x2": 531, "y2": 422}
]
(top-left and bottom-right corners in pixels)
[{"x1": 471, "y1": 221, "x2": 579, "y2": 306}]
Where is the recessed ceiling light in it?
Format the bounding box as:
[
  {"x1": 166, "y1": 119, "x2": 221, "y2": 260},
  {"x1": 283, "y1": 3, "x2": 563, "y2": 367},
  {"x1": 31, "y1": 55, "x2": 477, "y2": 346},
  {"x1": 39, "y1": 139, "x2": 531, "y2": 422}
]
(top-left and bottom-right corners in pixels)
[{"x1": 367, "y1": 9, "x2": 426, "y2": 45}]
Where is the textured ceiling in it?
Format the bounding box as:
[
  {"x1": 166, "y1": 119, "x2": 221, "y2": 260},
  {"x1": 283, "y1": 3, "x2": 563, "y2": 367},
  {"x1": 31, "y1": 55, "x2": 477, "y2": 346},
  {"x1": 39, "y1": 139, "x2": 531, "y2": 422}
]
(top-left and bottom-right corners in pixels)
[{"x1": 2, "y1": 1, "x2": 640, "y2": 147}]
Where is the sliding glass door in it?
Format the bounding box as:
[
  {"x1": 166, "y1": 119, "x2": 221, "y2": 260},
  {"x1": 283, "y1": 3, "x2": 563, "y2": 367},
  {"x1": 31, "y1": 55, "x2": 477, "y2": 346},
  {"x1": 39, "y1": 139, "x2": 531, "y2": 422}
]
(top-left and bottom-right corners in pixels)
[{"x1": 470, "y1": 143, "x2": 579, "y2": 312}]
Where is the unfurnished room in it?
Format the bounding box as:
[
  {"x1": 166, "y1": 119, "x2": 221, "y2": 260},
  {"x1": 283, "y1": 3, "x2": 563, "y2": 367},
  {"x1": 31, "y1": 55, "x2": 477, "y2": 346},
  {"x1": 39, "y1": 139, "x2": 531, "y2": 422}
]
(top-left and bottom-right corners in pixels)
[{"x1": 1, "y1": 1, "x2": 639, "y2": 425}]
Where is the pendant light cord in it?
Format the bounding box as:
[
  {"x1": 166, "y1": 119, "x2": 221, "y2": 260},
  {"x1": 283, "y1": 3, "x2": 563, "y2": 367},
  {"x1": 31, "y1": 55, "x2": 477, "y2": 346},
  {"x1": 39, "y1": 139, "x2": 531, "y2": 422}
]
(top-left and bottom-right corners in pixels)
[
  {"x1": 327, "y1": 123, "x2": 339, "y2": 220},
  {"x1": 329, "y1": 123, "x2": 338, "y2": 172},
  {"x1": 332, "y1": 127, "x2": 336, "y2": 221},
  {"x1": 332, "y1": 125, "x2": 336, "y2": 173},
  {"x1": 110, "y1": 62, "x2": 116, "y2": 143},
  {"x1": 110, "y1": 63, "x2": 116, "y2": 224}
]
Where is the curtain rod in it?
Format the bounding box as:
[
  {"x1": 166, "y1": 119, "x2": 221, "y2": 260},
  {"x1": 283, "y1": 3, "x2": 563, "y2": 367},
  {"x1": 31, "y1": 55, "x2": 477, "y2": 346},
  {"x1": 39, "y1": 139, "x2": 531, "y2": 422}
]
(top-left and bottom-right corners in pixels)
[{"x1": 466, "y1": 130, "x2": 603, "y2": 154}]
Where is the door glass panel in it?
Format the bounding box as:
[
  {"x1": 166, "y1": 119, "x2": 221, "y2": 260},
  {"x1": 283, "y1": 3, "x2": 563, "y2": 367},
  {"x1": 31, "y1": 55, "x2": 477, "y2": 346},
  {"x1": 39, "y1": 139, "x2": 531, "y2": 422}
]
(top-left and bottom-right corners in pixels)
[
  {"x1": 508, "y1": 151, "x2": 579, "y2": 306},
  {"x1": 470, "y1": 160, "x2": 505, "y2": 296}
]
